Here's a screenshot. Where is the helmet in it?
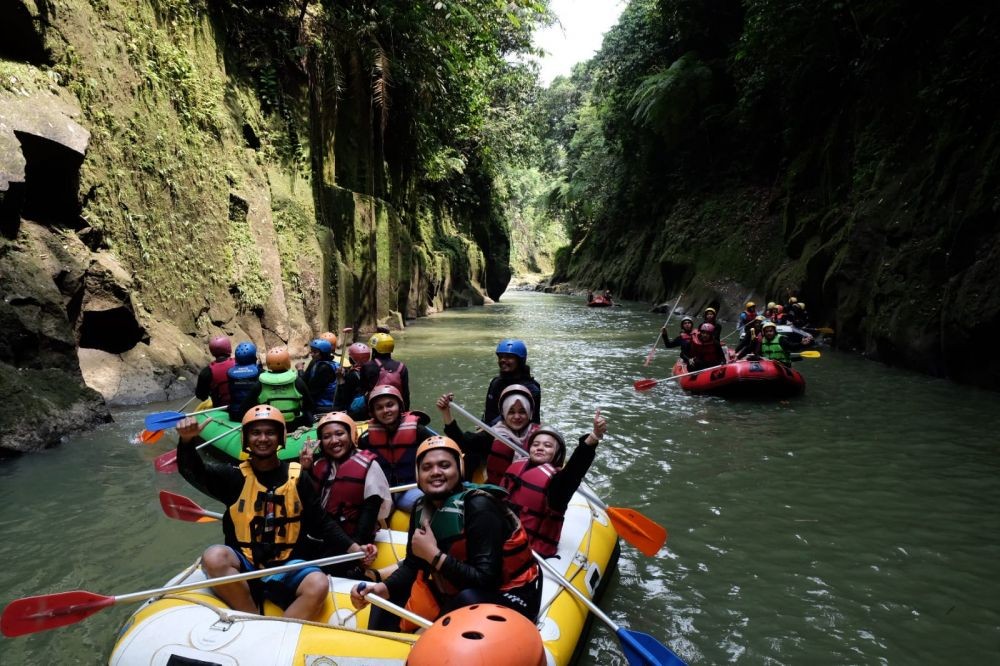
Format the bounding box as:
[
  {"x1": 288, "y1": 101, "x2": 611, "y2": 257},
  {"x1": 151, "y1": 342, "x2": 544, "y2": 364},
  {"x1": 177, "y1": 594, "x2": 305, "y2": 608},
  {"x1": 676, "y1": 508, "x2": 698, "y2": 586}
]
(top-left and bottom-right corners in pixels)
[
  {"x1": 775, "y1": 305, "x2": 784, "y2": 313},
  {"x1": 767, "y1": 301, "x2": 776, "y2": 309},
  {"x1": 762, "y1": 321, "x2": 777, "y2": 331},
  {"x1": 309, "y1": 338, "x2": 333, "y2": 355},
  {"x1": 320, "y1": 331, "x2": 338, "y2": 348},
  {"x1": 367, "y1": 384, "x2": 404, "y2": 409},
  {"x1": 406, "y1": 603, "x2": 545, "y2": 666},
  {"x1": 789, "y1": 296, "x2": 798, "y2": 304},
  {"x1": 499, "y1": 384, "x2": 535, "y2": 410},
  {"x1": 754, "y1": 315, "x2": 766, "y2": 322},
  {"x1": 208, "y1": 335, "x2": 231, "y2": 357},
  {"x1": 495, "y1": 339, "x2": 528, "y2": 361},
  {"x1": 746, "y1": 301, "x2": 756, "y2": 309},
  {"x1": 525, "y1": 426, "x2": 567, "y2": 467},
  {"x1": 234, "y1": 341, "x2": 257, "y2": 364},
  {"x1": 316, "y1": 411, "x2": 357, "y2": 446},
  {"x1": 704, "y1": 307, "x2": 717, "y2": 315},
  {"x1": 699, "y1": 323, "x2": 716, "y2": 334},
  {"x1": 795, "y1": 302, "x2": 805, "y2": 309},
  {"x1": 348, "y1": 342, "x2": 371, "y2": 365},
  {"x1": 240, "y1": 404, "x2": 286, "y2": 451},
  {"x1": 680, "y1": 316, "x2": 694, "y2": 325},
  {"x1": 415, "y1": 436, "x2": 464, "y2": 477},
  {"x1": 369, "y1": 332, "x2": 395, "y2": 355},
  {"x1": 265, "y1": 347, "x2": 292, "y2": 372}
]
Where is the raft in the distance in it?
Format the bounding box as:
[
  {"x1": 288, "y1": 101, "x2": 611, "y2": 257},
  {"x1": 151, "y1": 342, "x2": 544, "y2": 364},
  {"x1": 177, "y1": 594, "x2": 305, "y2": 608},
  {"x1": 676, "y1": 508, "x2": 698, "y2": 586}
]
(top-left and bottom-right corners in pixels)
[
  {"x1": 587, "y1": 295, "x2": 613, "y2": 307},
  {"x1": 673, "y1": 358, "x2": 805, "y2": 398},
  {"x1": 108, "y1": 489, "x2": 621, "y2": 666}
]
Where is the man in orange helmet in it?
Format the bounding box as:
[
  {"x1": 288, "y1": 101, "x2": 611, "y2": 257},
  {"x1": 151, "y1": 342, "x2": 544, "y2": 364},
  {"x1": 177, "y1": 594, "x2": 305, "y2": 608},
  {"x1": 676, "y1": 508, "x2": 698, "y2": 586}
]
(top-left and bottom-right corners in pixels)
[{"x1": 176, "y1": 406, "x2": 376, "y2": 620}]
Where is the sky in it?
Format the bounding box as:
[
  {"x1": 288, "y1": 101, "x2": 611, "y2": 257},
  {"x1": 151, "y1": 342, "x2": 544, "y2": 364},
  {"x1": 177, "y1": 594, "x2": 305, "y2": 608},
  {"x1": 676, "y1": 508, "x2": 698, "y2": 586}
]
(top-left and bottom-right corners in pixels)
[{"x1": 532, "y1": 0, "x2": 627, "y2": 85}]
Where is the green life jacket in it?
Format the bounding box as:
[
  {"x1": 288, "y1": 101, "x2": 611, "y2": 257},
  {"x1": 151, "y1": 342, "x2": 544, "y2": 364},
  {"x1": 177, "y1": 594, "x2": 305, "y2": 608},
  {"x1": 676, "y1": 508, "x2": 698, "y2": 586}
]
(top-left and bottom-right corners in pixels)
[
  {"x1": 413, "y1": 484, "x2": 508, "y2": 542},
  {"x1": 258, "y1": 369, "x2": 303, "y2": 422},
  {"x1": 760, "y1": 335, "x2": 790, "y2": 364}
]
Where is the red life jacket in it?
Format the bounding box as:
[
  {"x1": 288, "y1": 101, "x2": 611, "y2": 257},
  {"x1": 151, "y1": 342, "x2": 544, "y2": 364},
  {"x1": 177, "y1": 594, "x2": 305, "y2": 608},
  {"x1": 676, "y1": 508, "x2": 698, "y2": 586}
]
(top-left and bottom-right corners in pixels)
[
  {"x1": 209, "y1": 358, "x2": 235, "y2": 406},
  {"x1": 373, "y1": 357, "x2": 406, "y2": 393},
  {"x1": 311, "y1": 449, "x2": 379, "y2": 542},
  {"x1": 364, "y1": 413, "x2": 420, "y2": 486},
  {"x1": 485, "y1": 423, "x2": 540, "y2": 486},
  {"x1": 689, "y1": 336, "x2": 722, "y2": 364},
  {"x1": 502, "y1": 460, "x2": 565, "y2": 557}
]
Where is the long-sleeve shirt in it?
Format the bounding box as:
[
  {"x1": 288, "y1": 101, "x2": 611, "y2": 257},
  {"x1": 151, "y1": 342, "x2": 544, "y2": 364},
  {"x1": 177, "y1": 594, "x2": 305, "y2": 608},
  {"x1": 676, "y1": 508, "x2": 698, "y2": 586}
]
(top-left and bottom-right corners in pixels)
[{"x1": 483, "y1": 375, "x2": 542, "y2": 425}]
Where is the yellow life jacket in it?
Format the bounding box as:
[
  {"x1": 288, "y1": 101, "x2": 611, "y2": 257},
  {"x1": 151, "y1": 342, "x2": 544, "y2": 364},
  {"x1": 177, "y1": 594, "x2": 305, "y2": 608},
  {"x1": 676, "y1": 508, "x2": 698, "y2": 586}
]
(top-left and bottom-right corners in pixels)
[{"x1": 229, "y1": 461, "x2": 303, "y2": 567}]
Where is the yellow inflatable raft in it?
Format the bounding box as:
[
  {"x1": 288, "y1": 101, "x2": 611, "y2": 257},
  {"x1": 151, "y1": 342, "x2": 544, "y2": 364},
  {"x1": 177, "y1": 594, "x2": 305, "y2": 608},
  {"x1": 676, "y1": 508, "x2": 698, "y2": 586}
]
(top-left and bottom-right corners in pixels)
[{"x1": 109, "y1": 489, "x2": 619, "y2": 665}]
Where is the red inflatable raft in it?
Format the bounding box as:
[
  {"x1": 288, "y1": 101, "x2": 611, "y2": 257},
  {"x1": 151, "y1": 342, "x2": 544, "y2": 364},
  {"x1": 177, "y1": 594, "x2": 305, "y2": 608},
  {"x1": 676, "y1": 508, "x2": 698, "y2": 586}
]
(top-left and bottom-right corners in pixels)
[
  {"x1": 672, "y1": 358, "x2": 805, "y2": 398},
  {"x1": 588, "y1": 295, "x2": 613, "y2": 307}
]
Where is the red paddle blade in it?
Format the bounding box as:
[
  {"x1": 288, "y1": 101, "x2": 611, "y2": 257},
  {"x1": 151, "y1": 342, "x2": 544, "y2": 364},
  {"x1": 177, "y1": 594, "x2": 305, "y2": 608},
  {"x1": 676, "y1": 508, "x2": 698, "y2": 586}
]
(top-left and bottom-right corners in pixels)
[
  {"x1": 139, "y1": 429, "x2": 164, "y2": 444},
  {"x1": 1, "y1": 590, "x2": 114, "y2": 637},
  {"x1": 607, "y1": 506, "x2": 668, "y2": 557},
  {"x1": 158, "y1": 491, "x2": 217, "y2": 523},
  {"x1": 153, "y1": 451, "x2": 178, "y2": 474},
  {"x1": 633, "y1": 378, "x2": 659, "y2": 392}
]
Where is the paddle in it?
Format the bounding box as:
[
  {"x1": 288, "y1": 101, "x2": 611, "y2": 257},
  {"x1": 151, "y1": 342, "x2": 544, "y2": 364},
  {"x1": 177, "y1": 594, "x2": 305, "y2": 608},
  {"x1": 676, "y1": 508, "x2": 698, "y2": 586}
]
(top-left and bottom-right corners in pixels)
[
  {"x1": 152, "y1": 424, "x2": 241, "y2": 474},
  {"x1": 644, "y1": 292, "x2": 683, "y2": 367},
  {"x1": 330, "y1": 326, "x2": 353, "y2": 408},
  {"x1": 792, "y1": 350, "x2": 821, "y2": 359},
  {"x1": 356, "y1": 582, "x2": 432, "y2": 629},
  {"x1": 534, "y1": 553, "x2": 685, "y2": 666},
  {"x1": 447, "y1": 401, "x2": 666, "y2": 557},
  {"x1": 137, "y1": 429, "x2": 164, "y2": 444},
  {"x1": 0, "y1": 551, "x2": 364, "y2": 637},
  {"x1": 144, "y1": 405, "x2": 229, "y2": 432},
  {"x1": 633, "y1": 363, "x2": 725, "y2": 392}
]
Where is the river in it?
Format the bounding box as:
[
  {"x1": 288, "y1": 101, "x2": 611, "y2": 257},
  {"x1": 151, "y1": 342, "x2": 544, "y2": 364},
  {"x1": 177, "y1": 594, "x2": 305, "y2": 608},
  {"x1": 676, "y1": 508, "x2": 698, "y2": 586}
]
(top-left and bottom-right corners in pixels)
[{"x1": 1, "y1": 290, "x2": 998, "y2": 664}]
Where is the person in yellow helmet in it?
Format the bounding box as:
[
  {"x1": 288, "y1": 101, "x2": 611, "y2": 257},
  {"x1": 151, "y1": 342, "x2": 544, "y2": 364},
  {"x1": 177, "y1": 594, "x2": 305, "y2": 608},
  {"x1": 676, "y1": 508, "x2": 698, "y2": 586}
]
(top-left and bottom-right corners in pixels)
[
  {"x1": 737, "y1": 301, "x2": 758, "y2": 339},
  {"x1": 701, "y1": 307, "x2": 722, "y2": 341},
  {"x1": 368, "y1": 330, "x2": 410, "y2": 410}
]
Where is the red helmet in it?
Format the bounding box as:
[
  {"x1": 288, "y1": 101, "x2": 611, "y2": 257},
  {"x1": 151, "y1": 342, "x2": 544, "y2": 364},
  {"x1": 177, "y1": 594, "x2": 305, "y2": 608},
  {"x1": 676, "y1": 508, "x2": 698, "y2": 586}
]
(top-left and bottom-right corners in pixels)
[
  {"x1": 699, "y1": 323, "x2": 716, "y2": 334},
  {"x1": 367, "y1": 384, "x2": 403, "y2": 409},
  {"x1": 208, "y1": 335, "x2": 231, "y2": 357},
  {"x1": 348, "y1": 342, "x2": 371, "y2": 365}
]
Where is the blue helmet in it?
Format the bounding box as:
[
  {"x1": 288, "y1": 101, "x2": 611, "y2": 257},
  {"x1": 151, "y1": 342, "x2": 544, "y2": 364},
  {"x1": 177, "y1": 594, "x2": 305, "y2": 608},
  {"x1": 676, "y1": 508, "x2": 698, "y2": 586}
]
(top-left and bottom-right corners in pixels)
[
  {"x1": 234, "y1": 341, "x2": 257, "y2": 364},
  {"x1": 309, "y1": 338, "x2": 333, "y2": 355},
  {"x1": 496, "y1": 339, "x2": 527, "y2": 361}
]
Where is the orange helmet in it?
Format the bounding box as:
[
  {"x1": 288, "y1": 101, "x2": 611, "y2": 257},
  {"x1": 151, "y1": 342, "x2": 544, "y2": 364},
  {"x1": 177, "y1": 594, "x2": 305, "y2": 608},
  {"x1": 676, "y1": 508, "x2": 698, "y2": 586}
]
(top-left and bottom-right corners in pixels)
[
  {"x1": 265, "y1": 346, "x2": 292, "y2": 372},
  {"x1": 367, "y1": 384, "x2": 404, "y2": 409},
  {"x1": 315, "y1": 411, "x2": 357, "y2": 446},
  {"x1": 415, "y1": 435, "x2": 464, "y2": 477},
  {"x1": 240, "y1": 404, "x2": 286, "y2": 451},
  {"x1": 320, "y1": 331, "x2": 338, "y2": 348},
  {"x1": 406, "y1": 604, "x2": 544, "y2": 666}
]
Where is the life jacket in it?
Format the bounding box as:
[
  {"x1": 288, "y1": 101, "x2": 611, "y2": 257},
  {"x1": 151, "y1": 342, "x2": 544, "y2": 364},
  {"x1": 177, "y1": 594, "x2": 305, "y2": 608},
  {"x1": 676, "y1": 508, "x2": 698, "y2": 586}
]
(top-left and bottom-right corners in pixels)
[
  {"x1": 501, "y1": 460, "x2": 564, "y2": 557},
  {"x1": 229, "y1": 462, "x2": 303, "y2": 567},
  {"x1": 306, "y1": 359, "x2": 339, "y2": 413},
  {"x1": 209, "y1": 358, "x2": 235, "y2": 406},
  {"x1": 226, "y1": 362, "x2": 260, "y2": 419},
  {"x1": 258, "y1": 369, "x2": 303, "y2": 423},
  {"x1": 311, "y1": 450, "x2": 379, "y2": 541},
  {"x1": 372, "y1": 357, "x2": 406, "y2": 393},
  {"x1": 485, "y1": 423, "x2": 540, "y2": 486},
  {"x1": 689, "y1": 336, "x2": 722, "y2": 364},
  {"x1": 364, "y1": 413, "x2": 420, "y2": 486},
  {"x1": 412, "y1": 485, "x2": 538, "y2": 598},
  {"x1": 760, "y1": 335, "x2": 790, "y2": 364}
]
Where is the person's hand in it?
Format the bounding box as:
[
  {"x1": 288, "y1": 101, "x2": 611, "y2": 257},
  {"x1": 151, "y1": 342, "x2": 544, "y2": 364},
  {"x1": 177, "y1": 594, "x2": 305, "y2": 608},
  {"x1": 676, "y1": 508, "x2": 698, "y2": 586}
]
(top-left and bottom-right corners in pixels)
[
  {"x1": 299, "y1": 439, "x2": 316, "y2": 469},
  {"x1": 350, "y1": 542, "x2": 378, "y2": 566},
  {"x1": 295, "y1": 361, "x2": 305, "y2": 372},
  {"x1": 411, "y1": 517, "x2": 440, "y2": 562},
  {"x1": 350, "y1": 581, "x2": 388, "y2": 609},
  {"x1": 803, "y1": 335, "x2": 814, "y2": 345},
  {"x1": 435, "y1": 393, "x2": 455, "y2": 423},
  {"x1": 175, "y1": 416, "x2": 209, "y2": 444},
  {"x1": 661, "y1": 327, "x2": 669, "y2": 338},
  {"x1": 592, "y1": 408, "x2": 607, "y2": 440}
]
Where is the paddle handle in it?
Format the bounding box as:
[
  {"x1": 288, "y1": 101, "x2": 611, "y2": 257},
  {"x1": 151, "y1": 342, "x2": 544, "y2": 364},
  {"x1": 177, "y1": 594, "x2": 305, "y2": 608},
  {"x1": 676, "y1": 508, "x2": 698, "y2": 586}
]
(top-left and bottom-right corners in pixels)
[
  {"x1": 533, "y1": 552, "x2": 618, "y2": 630},
  {"x1": 113, "y1": 551, "x2": 365, "y2": 605},
  {"x1": 331, "y1": 326, "x2": 353, "y2": 406},
  {"x1": 447, "y1": 402, "x2": 609, "y2": 513},
  {"x1": 389, "y1": 482, "x2": 417, "y2": 493},
  {"x1": 155, "y1": 424, "x2": 241, "y2": 472},
  {"x1": 189, "y1": 405, "x2": 229, "y2": 417},
  {"x1": 359, "y1": 583, "x2": 433, "y2": 629}
]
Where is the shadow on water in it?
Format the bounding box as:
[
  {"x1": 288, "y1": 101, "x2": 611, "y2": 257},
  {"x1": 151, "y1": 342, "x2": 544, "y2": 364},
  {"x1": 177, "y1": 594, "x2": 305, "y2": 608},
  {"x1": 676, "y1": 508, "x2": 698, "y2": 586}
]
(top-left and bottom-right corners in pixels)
[{"x1": 1, "y1": 290, "x2": 999, "y2": 664}]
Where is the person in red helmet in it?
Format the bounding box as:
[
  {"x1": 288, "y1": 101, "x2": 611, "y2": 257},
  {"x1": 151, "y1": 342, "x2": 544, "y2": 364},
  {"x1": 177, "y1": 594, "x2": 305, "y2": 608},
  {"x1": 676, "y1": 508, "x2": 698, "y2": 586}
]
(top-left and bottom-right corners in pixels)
[
  {"x1": 350, "y1": 436, "x2": 541, "y2": 631},
  {"x1": 683, "y1": 322, "x2": 726, "y2": 371},
  {"x1": 195, "y1": 335, "x2": 235, "y2": 407},
  {"x1": 331, "y1": 342, "x2": 374, "y2": 419},
  {"x1": 701, "y1": 307, "x2": 722, "y2": 341},
  {"x1": 438, "y1": 385, "x2": 541, "y2": 484},
  {"x1": 501, "y1": 409, "x2": 607, "y2": 557},
  {"x1": 357, "y1": 384, "x2": 437, "y2": 510},
  {"x1": 175, "y1": 405, "x2": 376, "y2": 619}
]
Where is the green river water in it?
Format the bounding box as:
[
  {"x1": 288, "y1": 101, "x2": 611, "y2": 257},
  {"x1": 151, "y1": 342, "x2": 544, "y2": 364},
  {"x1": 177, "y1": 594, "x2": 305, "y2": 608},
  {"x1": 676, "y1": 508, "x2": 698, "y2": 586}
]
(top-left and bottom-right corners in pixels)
[{"x1": 1, "y1": 290, "x2": 998, "y2": 664}]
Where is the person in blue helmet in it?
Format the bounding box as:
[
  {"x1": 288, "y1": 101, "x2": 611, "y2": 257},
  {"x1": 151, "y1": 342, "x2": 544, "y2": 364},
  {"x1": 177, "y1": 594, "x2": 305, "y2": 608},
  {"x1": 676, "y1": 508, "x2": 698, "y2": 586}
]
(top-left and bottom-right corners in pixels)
[
  {"x1": 300, "y1": 338, "x2": 340, "y2": 416},
  {"x1": 226, "y1": 341, "x2": 262, "y2": 422},
  {"x1": 483, "y1": 339, "x2": 541, "y2": 425}
]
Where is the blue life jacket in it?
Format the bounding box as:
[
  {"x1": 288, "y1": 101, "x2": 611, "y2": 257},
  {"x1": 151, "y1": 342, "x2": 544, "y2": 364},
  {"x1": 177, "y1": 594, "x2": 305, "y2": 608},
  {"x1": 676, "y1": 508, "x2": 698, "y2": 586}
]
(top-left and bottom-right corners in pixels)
[
  {"x1": 307, "y1": 359, "x2": 339, "y2": 412},
  {"x1": 227, "y1": 362, "x2": 260, "y2": 420}
]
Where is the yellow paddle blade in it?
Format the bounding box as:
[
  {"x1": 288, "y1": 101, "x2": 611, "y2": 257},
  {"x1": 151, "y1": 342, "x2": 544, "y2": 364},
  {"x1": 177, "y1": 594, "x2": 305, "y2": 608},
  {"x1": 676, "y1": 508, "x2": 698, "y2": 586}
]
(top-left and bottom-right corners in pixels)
[
  {"x1": 607, "y1": 507, "x2": 667, "y2": 556},
  {"x1": 799, "y1": 350, "x2": 821, "y2": 358}
]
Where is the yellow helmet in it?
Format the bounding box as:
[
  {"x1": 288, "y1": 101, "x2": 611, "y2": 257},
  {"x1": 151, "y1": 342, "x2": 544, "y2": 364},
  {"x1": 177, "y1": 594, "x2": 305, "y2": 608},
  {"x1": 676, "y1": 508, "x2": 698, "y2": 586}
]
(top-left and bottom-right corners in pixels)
[
  {"x1": 762, "y1": 321, "x2": 777, "y2": 331},
  {"x1": 746, "y1": 301, "x2": 756, "y2": 309},
  {"x1": 369, "y1": 332, "x2": 395, "y2": 354},
  {"x1": 415, "y1": 436, "x2": 464, "y2": 477},
  {"x1": 767, "y1": 301, "x2": 776, "y2": 309},
  {"x1": 704, "y1": 307, "x2": 717, "y2": 315}
]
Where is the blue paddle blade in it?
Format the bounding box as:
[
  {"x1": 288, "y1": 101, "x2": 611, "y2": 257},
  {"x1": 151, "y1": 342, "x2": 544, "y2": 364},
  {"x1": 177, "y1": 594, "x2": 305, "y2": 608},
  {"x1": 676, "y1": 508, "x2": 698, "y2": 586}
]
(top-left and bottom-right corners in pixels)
[
  {"x1": 143, "y1": 411, "x2": 185, "y2": 431},
  {"x1": 619, "y1": 628, "x2": 686, "y2": 666}
]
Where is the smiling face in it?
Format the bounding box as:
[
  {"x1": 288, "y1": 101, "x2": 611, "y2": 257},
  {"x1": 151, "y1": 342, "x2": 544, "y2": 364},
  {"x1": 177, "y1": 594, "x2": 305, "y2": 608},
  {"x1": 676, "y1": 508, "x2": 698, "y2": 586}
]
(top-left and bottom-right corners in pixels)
[
  {"x1": 529, "y1": 433, "x2": 561, "y2": 465},
  {"x1": 245, "y1": 421, "x2": 281, "y2": 459},
  {"x1": 417, "y1": 449, "x2": 462, "y2": 500},
  {"x1": 503, "y1": 400, "x2": 530, "y2": 431},
  {"x1": 319, "y1": 422, "x2": 353, "y2": 461},
  {"x1": 496, "y1": 353, "x2": 520, "y2": 374},
  {"x1": 371, "y1": 395, "x2": 401, "y2": 426}
]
